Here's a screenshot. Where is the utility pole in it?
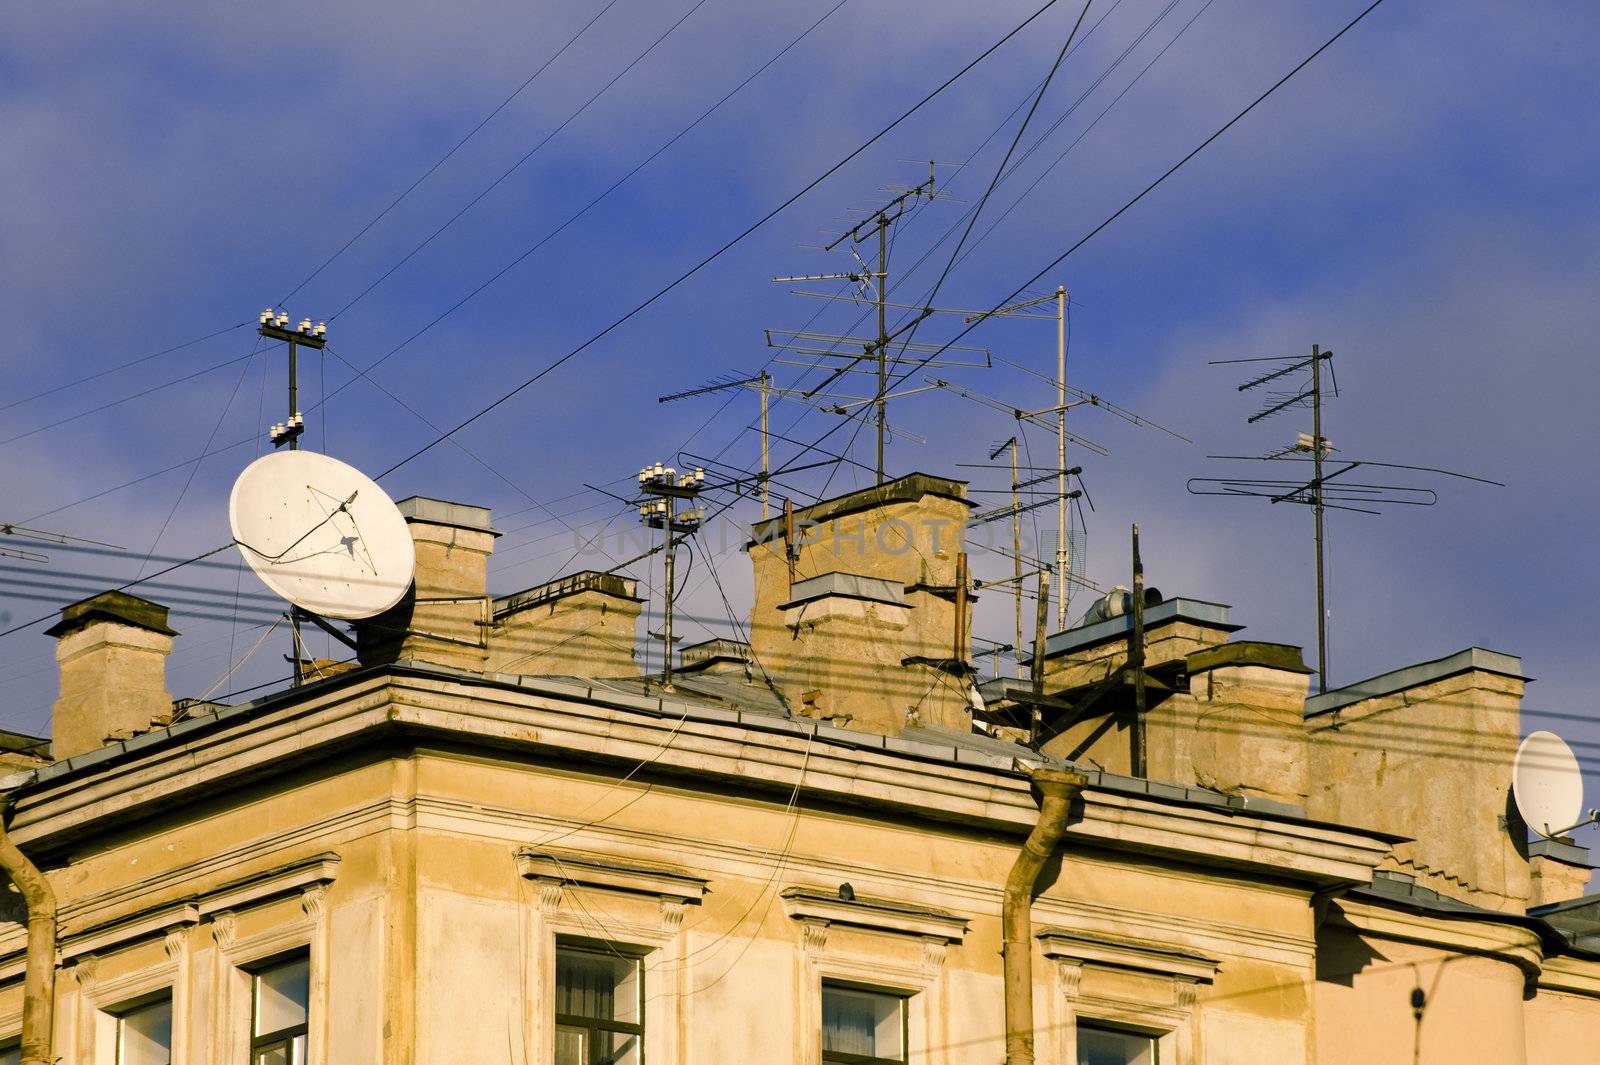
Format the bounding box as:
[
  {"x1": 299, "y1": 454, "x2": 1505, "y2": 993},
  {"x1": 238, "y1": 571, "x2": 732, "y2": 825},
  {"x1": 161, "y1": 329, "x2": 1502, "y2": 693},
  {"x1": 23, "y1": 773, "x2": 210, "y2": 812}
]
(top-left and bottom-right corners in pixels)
[
  {"x1": 876, "y1": 214, "x2": 889, "y2": 484},
  {"x1": 638, "y1": 462, "x2": 705, "y2": 691},
  {"x1": 760, "y1": 371, "x2": 771, "y2": 520},
  {"x1": 258, "y1": 307, "x2": 326, "y2": 685},
  {"x1": 1130, "y1": 524, "x2": 1147, "y2": 777},
  {"x1": 1055, "y1": 285, "x2": 1068, "y2": 632},
  {"x1": 1310, "y1": 344, "x2": 1328, "y2": 691}
]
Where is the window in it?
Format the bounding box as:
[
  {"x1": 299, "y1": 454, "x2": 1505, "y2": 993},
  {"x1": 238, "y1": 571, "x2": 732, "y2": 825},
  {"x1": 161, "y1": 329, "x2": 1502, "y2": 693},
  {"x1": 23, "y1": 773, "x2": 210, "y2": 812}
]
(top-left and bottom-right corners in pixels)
[
  {"x1": 250, "y1": 954, "x2": 310, "y2": 1065},
  {"x1": 554, "y1": 944, "x2": 642, "y2": 1065},
  {"x1": 0, "y1": 1042, "x2": 19, "y2": 1065},
  {"x1": 821, "y1": 983, "x2": 906, "y2": 1065},
  {"x1": 114, "y1": 995, "x2": 173, "y2": 1065},
  {"x1": 1077, "y1": 1023, "x2": 1156, "y2": 1065}
]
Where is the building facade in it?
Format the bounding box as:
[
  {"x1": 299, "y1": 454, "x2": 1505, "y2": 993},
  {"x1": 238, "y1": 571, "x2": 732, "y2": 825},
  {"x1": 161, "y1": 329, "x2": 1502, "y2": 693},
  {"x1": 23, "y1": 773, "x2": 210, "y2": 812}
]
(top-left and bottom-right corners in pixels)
[{"x1": 1, "y1": 474, "x2": 1597, "y2": 1064}]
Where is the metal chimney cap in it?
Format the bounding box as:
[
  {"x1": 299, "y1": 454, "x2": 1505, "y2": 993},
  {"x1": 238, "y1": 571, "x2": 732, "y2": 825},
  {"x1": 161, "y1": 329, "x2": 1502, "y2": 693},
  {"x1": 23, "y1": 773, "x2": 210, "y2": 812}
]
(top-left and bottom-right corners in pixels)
[{"x1": 44, "y1": 590, "x2": 178, "y2": 639}]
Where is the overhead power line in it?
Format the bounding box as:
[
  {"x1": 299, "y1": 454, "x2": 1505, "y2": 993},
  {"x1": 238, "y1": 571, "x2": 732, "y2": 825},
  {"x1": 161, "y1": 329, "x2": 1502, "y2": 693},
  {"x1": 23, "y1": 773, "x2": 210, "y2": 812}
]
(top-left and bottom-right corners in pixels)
[
  {"x1": 371, "y1": 0, "x2": 1072, "y2": 482},
  {"x1": 277, "y1": 0, "x2": 629, "y2": 308},
  {"x1": 325, "y1": 0, "x2": 718, "y2": 323},
  {"x1": 0, "y1": 321, "x2": 251, "y2": 417}
]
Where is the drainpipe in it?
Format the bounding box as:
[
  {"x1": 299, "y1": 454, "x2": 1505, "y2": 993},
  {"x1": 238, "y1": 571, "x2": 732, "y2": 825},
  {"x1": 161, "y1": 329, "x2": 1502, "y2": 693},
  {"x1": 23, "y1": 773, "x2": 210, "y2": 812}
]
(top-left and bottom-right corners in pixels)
[
  {"x1": 0, "y1": 794, "x2": 56, "y2": 1065},
  {"x1": 1003, "y1": 767, "x2": 1087, "y2": 1065}
]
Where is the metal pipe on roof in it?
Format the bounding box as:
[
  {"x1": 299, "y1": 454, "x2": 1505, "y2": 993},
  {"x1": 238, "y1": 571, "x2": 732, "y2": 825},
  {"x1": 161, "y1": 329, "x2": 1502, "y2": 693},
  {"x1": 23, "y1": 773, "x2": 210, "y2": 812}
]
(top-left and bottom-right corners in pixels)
[{"x1": 1002, "y1": 766, "x2": 1086, "y2": 1065}]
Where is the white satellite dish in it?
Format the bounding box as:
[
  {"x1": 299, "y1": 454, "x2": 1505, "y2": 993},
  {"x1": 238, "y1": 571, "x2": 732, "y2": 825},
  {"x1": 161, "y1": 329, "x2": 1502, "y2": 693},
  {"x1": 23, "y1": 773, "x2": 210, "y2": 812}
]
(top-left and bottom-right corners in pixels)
[
  {"x1": 1512, "y1": 730, "x2": 1584, "y2": 838},
  {"x1": 229, "y1": 450, "x2": 415, "y2": 620}
]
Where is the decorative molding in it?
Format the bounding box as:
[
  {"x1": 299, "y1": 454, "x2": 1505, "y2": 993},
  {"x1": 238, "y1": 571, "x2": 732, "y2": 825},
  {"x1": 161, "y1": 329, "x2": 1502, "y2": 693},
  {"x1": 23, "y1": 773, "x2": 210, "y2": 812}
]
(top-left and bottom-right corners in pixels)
[
  {"x1": 1329, "y1": 898, "x2": 1545, "y2": 981},
  {"x1": 59, "y1": 903, "x2": 198, "y2": 963},
  {"x1": 799, "y1": 918, "x2": 830, "y2": 954},
  {"x1": 780, "y1": 887, "x2": 968, "y2": 944},
  {"x1": 163, "y1": 927, "x2": 186, "y2": 960},
  {"x1": 196, "y1": 853, "x2": 342, "y2": 918},
  {"x1": 515, "y1": 848, "x2": 708, "y2": 905},
  {"x1": 534, "y1": 881, "x2": 563, "y2": 914},
  {"x1": 1539, "y1": 956, "x2": 1600, "y2": 999},
  {"x1": 72, "y1": 954, "x2": 100, "y2": 992},
  {"x1": 300, "y1": 884, "x2": 327, "y2": 922},
  {"x1": 660, "y1": 897, "x2": 688, "y2": 932},
  {"x1": 211, "y1": 910, "x2": 237, "y2": 950},
  {"x1": 1173, "y1": 979, "x2": 1199, "y2": 1008},
  {"x1": 1055, "y1": 958, "x2": 1083, "y2": 999},
  {"x1": 1037, "y1": 928, "x2": 1220, "y2": 985},
  {"x1": 920, "y1": 936, "x2": 947, "y2": 972}
]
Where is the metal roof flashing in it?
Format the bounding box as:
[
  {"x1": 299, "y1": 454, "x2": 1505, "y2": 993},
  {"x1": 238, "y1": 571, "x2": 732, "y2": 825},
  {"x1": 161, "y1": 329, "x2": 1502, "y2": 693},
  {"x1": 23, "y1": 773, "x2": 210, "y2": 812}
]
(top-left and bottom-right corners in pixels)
[
  {"x1": 746, "y1": 471, "x2": 971, "y2": 545},
  {"x1": 1034, "y1": 598, "x2": 1239, "y2": 661},
  {"x1": 780, "y1": 571, "x2": 907, "y2": 609},
  {"x1": 1305, "y1": 647, "x2": 1528, "y2": 718},
  {"x1": 395, "y1": 496, "x2": 499, "y2": 536}
]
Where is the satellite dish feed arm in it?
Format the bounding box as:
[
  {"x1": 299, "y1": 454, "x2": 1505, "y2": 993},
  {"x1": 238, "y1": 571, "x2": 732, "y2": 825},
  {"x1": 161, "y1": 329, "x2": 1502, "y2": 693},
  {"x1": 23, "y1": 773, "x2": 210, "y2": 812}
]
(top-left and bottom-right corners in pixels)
[{"x1": 235, "y1": 491, "x2": 358, "y2": 562}]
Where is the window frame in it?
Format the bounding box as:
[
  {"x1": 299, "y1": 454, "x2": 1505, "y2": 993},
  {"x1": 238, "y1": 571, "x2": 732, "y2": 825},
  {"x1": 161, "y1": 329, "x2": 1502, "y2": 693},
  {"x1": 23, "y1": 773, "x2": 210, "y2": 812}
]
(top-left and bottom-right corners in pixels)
[
  {"x1": 553, "y1": 940, "x2": 646, "y2": 1065},
  {"x1": 112, "y1": 991, "x2": 175, "y2": 1065},
  {"x1": 247, "y1": 952, "x2": 312, "y2": 1065},
  {"x1": 819, "y1": 980, "x2": 909, "y2": 1065},
  {"x1": 1075, "y1": 1018, "x2": 1161, "y2": 1065}
]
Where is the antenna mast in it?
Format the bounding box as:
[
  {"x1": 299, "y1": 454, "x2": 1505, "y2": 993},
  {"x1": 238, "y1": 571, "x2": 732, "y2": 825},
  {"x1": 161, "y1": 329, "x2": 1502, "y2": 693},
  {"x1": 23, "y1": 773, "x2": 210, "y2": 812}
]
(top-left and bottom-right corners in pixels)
[
  {"x1": 1194, "y1": 345, "x2": 1502, "y2": 691},
  {"x1": 773, "y1": 167, "x2": 939, "y2": 484}
]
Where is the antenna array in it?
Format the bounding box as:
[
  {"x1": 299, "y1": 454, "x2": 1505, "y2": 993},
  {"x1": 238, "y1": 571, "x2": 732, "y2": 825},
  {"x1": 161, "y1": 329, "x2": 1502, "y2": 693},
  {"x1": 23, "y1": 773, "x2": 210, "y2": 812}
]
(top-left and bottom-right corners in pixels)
[{"x1": 1190, "y1": 345, "x2": 1502, "y2": 690}]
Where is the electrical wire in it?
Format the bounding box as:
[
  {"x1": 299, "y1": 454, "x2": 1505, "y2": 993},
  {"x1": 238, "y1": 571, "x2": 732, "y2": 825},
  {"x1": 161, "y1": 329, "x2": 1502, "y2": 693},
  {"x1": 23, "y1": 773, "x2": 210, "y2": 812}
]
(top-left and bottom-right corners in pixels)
[
  {"x1": 276, "y1": 0, "x2": 629, "y2": 308},
  {"x1": 0, "y1": 320, "x2": 251, "y2": 416},
  {"x1": 135, "y1": 338, "x2": 263, "y2": 578},
  {"x1": 368, "y1": 0, "x2": 1073, "y2": 481},
  {"x1": 326, "y1": 0, "x2": 717, "y2": 322}
]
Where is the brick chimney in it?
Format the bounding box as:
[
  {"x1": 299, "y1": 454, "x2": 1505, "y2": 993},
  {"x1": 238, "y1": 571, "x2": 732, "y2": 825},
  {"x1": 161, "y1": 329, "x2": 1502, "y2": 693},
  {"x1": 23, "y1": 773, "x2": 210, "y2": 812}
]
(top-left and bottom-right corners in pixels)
[
  {"x1": 1032, "y1": 597, "x2": 1240, "y2": 775},
  {"x1": 1177, "y1": 642, "x2": 1313, "y2": 806},
  {"x1": 46, "y1": 591, "x2": 177, "y2": 760},
  {"x1": 356, "y1": 497, "x2": 498, "y2": 671},
  {"x1": 1306, "y1": 648, "x2": 1531, "y2": 913},
  {"x1": 746, "y1": 473, "x2": 974, "y2": 736},
  {"x1": 1527, "y1": 839, "x2": 1593, "y2": 908},
  {"x1": 485, "y1": 571, "x2": 642, "y2": 677}
]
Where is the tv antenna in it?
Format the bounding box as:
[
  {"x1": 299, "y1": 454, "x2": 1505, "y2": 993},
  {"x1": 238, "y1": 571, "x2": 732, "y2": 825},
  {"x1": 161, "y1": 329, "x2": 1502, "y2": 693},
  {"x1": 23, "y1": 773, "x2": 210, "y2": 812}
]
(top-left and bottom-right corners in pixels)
[
  {"x1": 0, "y1": 523, "x2": 125, "y2": 564},
  {"x1": 928, "y1": 360, "x2": 1185, "y2": 627},
  {"x1": 1190, "y1": 345, "x2": 1502, "y2": 690},
  {"x1": 659, "y1": 372, "x2": 775, "y2": 518},
  {"x1": 769, "y1": 165, "x2": 941, "y2": 484}
]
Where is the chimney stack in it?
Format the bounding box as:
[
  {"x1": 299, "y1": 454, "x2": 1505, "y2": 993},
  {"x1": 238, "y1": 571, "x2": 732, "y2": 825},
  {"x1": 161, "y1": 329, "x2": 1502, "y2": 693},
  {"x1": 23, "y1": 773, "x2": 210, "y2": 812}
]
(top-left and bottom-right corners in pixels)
[
  {"x1": 746, "y1": 474, "x2": 975, "y2": 737},
  {"x1": 486, "y1": 571, "x2": 642, "y2": 677},
  {"x1": 47, "y1": 591, "x2": 177, "y2": 760},
  {"x1": 356, "y1": 497, "x2": 498, "y2": 671},
  {"x1": 1306, "y1": 648, "x2": 1531, "y2": 913}
]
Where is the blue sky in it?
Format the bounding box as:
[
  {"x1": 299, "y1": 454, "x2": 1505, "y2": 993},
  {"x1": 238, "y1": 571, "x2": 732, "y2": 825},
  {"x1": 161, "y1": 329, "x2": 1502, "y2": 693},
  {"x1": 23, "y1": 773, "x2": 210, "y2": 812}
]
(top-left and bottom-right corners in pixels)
[{"x1": 2, "y1": 1, "x2": 1597, "y2": 840}]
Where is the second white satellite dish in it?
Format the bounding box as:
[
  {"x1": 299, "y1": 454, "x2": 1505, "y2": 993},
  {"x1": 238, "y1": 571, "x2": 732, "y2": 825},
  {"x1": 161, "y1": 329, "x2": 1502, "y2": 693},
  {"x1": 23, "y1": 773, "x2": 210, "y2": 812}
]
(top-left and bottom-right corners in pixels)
[
  {"x1": 229, "y1": 450, "x2": 415, "y2": 620},
  {"x1": 1512, "y1": 730, "x2": 1584, "y2": 838}
]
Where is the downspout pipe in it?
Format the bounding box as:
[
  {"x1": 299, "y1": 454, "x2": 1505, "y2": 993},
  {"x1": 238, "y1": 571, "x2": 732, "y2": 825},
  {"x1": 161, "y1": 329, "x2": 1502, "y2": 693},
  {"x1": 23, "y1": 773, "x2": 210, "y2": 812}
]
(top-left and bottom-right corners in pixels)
[
  {"x1": 0, "y1": 793, "x2": 56, "y2": 1065},
  {"x1": 1003, "y1": 767, "x2": 1088, "y2": 1065}
]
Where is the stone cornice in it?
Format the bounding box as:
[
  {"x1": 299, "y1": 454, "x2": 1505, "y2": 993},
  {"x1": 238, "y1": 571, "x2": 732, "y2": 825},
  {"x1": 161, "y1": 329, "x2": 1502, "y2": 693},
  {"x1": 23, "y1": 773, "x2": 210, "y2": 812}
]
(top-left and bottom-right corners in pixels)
[
  {"x1": 7, "y1": 668, "x2": 1390, "y2": 891},
  {"x1": 1036, "y1": 928, "x2": 1219, "y2": 983},
  {"x1": 1329, "y1": 896, "x2": 1546, "y2": 981},
  {"x1": 781, "y1": 887, "x2": 968, "y2": 943},
  {"x1": 515, "y1": 848, "x2": 707, "y2": 904}
]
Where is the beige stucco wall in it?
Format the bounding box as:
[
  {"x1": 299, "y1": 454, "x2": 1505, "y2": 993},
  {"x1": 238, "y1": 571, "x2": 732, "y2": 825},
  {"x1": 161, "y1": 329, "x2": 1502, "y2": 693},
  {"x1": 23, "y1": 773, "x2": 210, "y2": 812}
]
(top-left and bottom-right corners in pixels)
[
  {"x1": 1307, "y1": 670, "x2": 1530, "y2": 911},
  {"x1": 3, "y1": 671, "x2": 1597, "y2": 1064}
]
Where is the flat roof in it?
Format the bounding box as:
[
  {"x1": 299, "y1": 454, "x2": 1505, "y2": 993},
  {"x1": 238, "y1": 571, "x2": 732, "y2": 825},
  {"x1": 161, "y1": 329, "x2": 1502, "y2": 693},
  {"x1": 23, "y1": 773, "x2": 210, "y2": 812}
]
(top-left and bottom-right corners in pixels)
[{"x1": 1305, "y1": 647, "x2": 1527, "y2": 717}]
